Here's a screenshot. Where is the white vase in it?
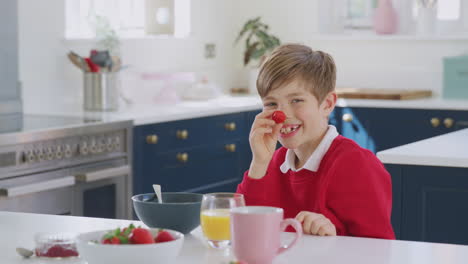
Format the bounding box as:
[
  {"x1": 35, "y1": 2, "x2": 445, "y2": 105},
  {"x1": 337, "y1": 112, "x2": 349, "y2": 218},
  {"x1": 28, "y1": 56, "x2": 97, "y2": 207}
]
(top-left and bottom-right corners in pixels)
[
  {"x1": 394, "y1": 0, "x2": 414, "y2": 34},
  {"x1": 416, "y1": 7, "x2": 437, "y2": 35},
  {"x1": 248, "y1": 68, "x2": 260, "y2": 94}
]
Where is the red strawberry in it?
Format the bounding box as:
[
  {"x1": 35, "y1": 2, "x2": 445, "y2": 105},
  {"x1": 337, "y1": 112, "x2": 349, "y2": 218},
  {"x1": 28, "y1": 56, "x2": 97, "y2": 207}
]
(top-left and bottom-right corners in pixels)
[
  {"x1": 272, "y1": 111, "x2": 286, "y2": 124},
  {"x1": 103, "y1": 236, "x2": 121, "y2": 244},
  {"x1": 154, "y1": 230, "x2": 175, "y2": 243},
  {"x1": 130, "y1": 228, "x2": 154, "y2": 244}
]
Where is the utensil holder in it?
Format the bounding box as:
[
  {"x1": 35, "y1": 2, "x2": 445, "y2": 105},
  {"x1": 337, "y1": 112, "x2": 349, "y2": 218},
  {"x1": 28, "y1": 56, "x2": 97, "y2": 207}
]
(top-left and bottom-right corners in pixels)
[{"x1": 83, "y1": 72, "x2": 119, "y2": 111}]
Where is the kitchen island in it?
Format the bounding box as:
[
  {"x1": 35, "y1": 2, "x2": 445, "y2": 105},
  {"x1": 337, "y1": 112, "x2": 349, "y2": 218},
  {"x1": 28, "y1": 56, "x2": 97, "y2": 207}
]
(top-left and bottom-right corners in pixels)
[
  {"x1": 377, "y1": 129, "x2": 468, "y2": 245},
  {"x1": 377, "y1": 128, "x2": 468, "y2": 168},
  {"x1": 2, "y1": 211, "x2": 468, "y2": 264}
]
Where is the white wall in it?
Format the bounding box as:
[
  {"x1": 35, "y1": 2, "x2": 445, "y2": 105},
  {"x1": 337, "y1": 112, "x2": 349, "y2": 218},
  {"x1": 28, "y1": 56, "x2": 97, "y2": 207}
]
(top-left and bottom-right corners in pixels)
[
  {"x1": 19, "y1": 0, "x2": 239, "y2": 114},
  {"x1": 233, "y1": 0, "x2": 468, "y2": 95},
  {"x1": 18, "y1": 0, "x2": 468, "y2": 114}
]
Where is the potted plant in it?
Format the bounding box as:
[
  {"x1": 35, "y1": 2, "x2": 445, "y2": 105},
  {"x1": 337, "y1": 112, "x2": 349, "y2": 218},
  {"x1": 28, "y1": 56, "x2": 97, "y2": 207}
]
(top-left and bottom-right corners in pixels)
[{"x1": 235, "y1": 17, "x2": 281, "y2": 93}]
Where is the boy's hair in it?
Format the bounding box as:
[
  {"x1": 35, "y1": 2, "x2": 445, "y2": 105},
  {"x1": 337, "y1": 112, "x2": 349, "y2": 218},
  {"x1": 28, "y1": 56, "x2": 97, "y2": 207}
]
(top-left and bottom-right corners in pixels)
[{"x1": 257, "y1": 44, "x2": 336, "y2": 103}]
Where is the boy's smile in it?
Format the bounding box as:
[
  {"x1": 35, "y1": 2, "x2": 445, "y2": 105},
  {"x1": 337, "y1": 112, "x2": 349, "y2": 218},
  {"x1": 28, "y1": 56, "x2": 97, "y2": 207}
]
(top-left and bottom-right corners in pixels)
[{"x1": 279, "y1": 124, "x2": 301, "y2": 138}]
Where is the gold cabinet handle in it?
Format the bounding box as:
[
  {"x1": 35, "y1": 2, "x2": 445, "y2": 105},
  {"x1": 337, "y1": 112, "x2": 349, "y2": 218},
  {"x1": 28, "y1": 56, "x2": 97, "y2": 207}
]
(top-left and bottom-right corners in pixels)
[
  {"x1": 443, "y1": 118, "x2": 454, "y2": 128},
  {"x1": 176, "y1": 129, "x2": 189, "y2": 140},
  {"x1": 342, "y1": 113, "x2": 353, "y2": 122},
  {"x1": 176, "y1": 152, "x2": 188, "y2": 163},
  {"x1": 224, "y1": 122, "x2": 236, "y2": 131},
  {"x1": 146, "y1": 135, "x2": 158, "y2": 144},
  {"x1": 430, "y1": 117, "x2": 440, "y2": 128},
  {"x1": 225, "y1": 144, "x2": 236, "y2": 152}
]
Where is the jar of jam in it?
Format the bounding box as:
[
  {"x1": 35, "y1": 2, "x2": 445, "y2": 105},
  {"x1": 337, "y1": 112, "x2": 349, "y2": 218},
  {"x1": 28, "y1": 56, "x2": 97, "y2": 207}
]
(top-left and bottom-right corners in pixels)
[{"x1": 34, "y1": 233, "x2": 79, "y2": 258}]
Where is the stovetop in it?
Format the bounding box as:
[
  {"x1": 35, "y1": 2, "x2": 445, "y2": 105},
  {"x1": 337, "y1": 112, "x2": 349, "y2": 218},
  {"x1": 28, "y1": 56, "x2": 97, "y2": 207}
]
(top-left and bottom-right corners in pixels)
[
  {"x1": 0, "y1": 113, "x2": 132, "y2": 175},
  {"x1": 0, "y1": 114, "x2": 101, "y2": 135}
]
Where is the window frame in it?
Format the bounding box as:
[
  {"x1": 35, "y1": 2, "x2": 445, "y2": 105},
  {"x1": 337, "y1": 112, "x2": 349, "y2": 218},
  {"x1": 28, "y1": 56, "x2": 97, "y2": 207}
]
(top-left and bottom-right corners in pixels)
[{"x1": 65, "y1": 0, "x2": 190, "y2": 40}]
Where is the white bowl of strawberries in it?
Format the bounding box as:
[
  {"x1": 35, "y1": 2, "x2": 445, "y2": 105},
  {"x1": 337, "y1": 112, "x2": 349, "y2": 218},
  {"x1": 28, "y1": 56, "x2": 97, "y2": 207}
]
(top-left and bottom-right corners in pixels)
[{"x1": 76, "y1": 224, "x2": 184, "y2": 264}]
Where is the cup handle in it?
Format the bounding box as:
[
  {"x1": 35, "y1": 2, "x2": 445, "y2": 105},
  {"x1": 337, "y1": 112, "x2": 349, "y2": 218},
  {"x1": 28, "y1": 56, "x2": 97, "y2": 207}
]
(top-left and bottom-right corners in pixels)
[{"x1": 277, "y1": 218, "x2": 302, "y2": 255}]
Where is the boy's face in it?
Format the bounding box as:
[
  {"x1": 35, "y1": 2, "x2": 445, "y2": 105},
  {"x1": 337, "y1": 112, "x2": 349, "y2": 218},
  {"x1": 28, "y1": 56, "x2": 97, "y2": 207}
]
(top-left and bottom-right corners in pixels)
[{"x1": 262, "y1": 79, "x2": 336, "y2": 150}]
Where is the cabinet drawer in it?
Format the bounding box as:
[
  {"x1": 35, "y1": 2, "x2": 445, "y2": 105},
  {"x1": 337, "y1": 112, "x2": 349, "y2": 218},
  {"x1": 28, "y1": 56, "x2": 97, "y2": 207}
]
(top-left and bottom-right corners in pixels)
[
  {"x1": 140, "y1": 140, "x2": 244, "y2": 193},
  {"x1": 137, "y1": 113, "x2": 246, "y2": 151}
]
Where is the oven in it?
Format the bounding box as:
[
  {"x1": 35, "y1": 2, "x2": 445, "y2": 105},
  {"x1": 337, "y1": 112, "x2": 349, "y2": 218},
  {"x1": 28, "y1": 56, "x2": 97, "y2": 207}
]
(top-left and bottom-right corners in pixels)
[{"x1": 0, "y1": 117, "x2": 133, "y2": 219}]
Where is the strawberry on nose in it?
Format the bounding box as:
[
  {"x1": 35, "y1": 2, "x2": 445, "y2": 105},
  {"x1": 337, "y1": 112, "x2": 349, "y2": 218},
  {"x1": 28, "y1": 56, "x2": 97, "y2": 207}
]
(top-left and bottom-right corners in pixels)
[{"x1": 272, "y1": 111, "x2": 286, "y2": 124}]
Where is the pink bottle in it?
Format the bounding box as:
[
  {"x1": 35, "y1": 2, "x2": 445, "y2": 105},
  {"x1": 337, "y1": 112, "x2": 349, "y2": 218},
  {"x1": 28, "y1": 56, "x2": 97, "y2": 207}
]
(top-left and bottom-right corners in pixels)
[{"x1": 374, "y1": 0, "x2": 398, "y2": 34}]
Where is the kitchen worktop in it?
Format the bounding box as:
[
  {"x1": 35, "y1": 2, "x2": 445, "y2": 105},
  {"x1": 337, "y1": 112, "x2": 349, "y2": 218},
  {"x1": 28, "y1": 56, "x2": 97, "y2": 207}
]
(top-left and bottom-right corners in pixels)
[
  {"x1": 3, "y1": 211, "x2": 468, "y2": 264},
  {"x1": 377, "y1": 128, "x2": 468, "y2": 168},
  {"x1": 26, "y1": 94, "x2": 468, "y2": 126}
]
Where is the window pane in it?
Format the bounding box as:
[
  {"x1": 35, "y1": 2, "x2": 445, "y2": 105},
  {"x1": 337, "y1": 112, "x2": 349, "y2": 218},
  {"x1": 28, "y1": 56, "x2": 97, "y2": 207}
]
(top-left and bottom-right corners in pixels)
[{"x1": 65, "y1": 0, "x2": 190, "y2": 38}]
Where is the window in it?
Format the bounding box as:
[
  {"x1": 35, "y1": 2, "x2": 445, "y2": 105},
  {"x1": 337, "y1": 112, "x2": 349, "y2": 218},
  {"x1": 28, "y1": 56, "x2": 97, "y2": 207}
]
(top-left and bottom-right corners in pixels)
[{"x1": 65, "y1": 0, "x2": 190, "y2": 39}]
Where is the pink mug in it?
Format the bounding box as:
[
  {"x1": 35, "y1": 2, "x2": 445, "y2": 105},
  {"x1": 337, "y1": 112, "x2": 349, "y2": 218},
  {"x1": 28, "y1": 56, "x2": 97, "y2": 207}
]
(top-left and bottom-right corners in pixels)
[{"x1": 230, "y1": 206, "x2": 302, "y2": 264}]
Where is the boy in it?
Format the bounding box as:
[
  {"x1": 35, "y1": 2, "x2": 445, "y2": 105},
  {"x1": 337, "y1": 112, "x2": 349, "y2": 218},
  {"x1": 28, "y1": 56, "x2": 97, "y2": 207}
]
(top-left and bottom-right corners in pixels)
[{"x1": 236, "y1": 44, "x2": 395, "y2": 239}]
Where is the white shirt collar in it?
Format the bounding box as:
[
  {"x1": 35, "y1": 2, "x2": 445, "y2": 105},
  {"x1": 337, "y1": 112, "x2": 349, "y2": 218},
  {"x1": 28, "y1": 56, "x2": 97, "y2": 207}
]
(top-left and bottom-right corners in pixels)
[{"x1": 280, "y1": 125, "x2": 339, "y2": 173}]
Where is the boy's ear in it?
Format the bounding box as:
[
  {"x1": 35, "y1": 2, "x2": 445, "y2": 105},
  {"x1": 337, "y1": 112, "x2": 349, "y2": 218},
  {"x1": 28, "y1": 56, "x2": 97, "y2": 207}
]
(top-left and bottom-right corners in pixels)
[{"x1": 322, "y1": 91, "x2": 337, "y2": 114}]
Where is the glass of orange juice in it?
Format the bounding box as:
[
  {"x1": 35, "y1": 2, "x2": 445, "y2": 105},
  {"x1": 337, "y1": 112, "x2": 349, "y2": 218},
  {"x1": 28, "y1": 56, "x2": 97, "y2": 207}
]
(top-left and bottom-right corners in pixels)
[{"x1": 200, "y1": 193, "x2": 245, "y2": 249}]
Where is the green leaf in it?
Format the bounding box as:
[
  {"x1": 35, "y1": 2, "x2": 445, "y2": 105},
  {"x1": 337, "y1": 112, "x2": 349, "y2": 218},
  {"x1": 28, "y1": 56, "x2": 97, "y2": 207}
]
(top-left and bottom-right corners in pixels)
[
  {"x1": 103, "y1": 233, "x2": 115, "y2": 240},
  {"x1": 235, "y1": 17, "x2": 261, "y2": 43},
  {"x1": 118, "y1": 235, "x2": 129, "y2": 244},
  {"x1": 251, "y1": 47, "x2": 267, "y2": 60},
  {"x1": 235, "y1": 16, "x2": 281, "y2": 66}
]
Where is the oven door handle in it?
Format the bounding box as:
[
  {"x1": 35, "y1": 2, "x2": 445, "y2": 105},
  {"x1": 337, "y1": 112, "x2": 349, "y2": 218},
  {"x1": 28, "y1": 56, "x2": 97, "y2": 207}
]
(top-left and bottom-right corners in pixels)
[
  {"x1": 0, "y1": 176, "x2": 75, "y2": 198},
  {"x1": 75, "y1": 165, "x2": 130, "y2": 183}
]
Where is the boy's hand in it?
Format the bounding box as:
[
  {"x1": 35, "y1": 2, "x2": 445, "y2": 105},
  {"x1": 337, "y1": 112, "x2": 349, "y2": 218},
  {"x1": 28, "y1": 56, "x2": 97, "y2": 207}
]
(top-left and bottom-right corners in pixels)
[
  {"x1": 248, "y1": 110, "x2": 282, "y2": 179},
  {"x1": 295, "y1": 211, "x2": 337, "y2": 236}
]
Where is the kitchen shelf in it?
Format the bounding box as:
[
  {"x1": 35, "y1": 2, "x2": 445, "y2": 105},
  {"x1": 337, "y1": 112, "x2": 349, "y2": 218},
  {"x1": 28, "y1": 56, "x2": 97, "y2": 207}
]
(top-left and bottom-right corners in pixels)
[{"x1": 311, "y1": 32, "x2": 468, "y2": 41}]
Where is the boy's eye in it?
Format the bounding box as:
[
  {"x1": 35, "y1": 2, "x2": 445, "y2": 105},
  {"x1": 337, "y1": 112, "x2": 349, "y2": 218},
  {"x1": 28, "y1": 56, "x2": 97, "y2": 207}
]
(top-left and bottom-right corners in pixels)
[
  {"x1": 264, "y1": 102, "x2": 276, "y2": 107},
  {"x1": 292, "y1": 99, "x2": 303, "y2": 103}
]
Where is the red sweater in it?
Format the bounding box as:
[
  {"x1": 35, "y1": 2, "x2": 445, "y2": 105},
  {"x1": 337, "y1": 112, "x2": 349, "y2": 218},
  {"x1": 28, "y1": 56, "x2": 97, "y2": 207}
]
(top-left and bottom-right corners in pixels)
[{"x1": 237, "y1": 135, "x2": 395, "y2": 239}]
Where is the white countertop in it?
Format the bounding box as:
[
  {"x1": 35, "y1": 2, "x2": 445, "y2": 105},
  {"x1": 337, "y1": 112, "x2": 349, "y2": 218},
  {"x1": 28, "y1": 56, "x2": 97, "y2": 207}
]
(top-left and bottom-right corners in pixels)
[
  {"x1": 26, "y1": 95, "x2": 468, "y2": 126},
  {"x1": 336, "y1": 97, "x2": 468, "y2": 111},
  {"x1": 377, "y1": 128, "x2": 468, "y2": 168},
  {"x1": 3, "y1": 211, "x2": 468, "y2": 264}
]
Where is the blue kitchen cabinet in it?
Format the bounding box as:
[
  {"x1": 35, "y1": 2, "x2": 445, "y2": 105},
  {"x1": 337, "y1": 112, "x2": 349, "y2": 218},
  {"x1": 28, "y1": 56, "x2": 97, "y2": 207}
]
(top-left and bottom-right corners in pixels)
[
  {"x1": 366, "y1": 108, "x2": 445, "y2": 152},
  {"x1": 133, "y1": 113, "x2": 248, "y2": 196},
  {"x1": 440, "y1": 110, "x2": 468, "y2": 131},
  {"x1": 334, "y1": 107, "x2": 468, "y2": 153},
  {"x1": 386, "y1": 164, "x2": 468, "y2": 245}
]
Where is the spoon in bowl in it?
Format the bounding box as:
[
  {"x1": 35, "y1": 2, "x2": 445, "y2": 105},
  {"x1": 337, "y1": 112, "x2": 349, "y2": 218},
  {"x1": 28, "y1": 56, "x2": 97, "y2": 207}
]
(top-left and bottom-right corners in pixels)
[{"x1": 153, "y1": 184, "x2": 163, "y2": 203}]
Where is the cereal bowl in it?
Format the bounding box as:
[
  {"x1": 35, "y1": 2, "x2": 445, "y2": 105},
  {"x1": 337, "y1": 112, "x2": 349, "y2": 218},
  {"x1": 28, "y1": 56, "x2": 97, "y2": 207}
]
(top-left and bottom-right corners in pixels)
[{"x1": 132, "y1": 192, "x2": 203, "y2": 234}]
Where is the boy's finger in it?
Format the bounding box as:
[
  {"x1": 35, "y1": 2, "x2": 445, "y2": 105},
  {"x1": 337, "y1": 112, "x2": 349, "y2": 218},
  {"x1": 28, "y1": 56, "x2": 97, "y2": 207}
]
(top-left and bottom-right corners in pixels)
[
  {"x1": 320, "y1": 223, "x2": 336, "y2": 236},
  {"x1": 318, "y1": 226, "x2": 328, "y2": 236},
  {"x1": 302, "y1": 216, "x2": 314, "y2": 234},
  {"x1": 272, "y1": 123, "x2": 282, "y2": 139},
  {"x1": 250, "y1": 127, "x2": 273, "y2": 140},
  {"x1": 310, "y1": 218, "x2": 328, "y2": 235},
  {"x1": 295, "y1": 211, "x2": 308, "y2": 222},
  {"x1": 256, "y1": 109, "x2": 276, "y2": 119},
  {"x1": 252, "y1": 118, "x2": 276, "y2": 129}
]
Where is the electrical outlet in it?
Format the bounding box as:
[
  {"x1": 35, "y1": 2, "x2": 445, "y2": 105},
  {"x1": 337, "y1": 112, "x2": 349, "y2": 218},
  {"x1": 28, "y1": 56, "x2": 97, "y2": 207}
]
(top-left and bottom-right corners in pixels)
[{"x1": 204, "y1": 43, "x2": 216, "y2": 59}]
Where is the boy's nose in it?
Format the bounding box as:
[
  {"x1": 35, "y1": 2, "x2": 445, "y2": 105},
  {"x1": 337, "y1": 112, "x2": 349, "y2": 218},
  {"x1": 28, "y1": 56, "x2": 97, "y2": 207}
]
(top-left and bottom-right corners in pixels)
[{"x1": 277, "y1": 105, "x2": 290, "y2": 116}]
